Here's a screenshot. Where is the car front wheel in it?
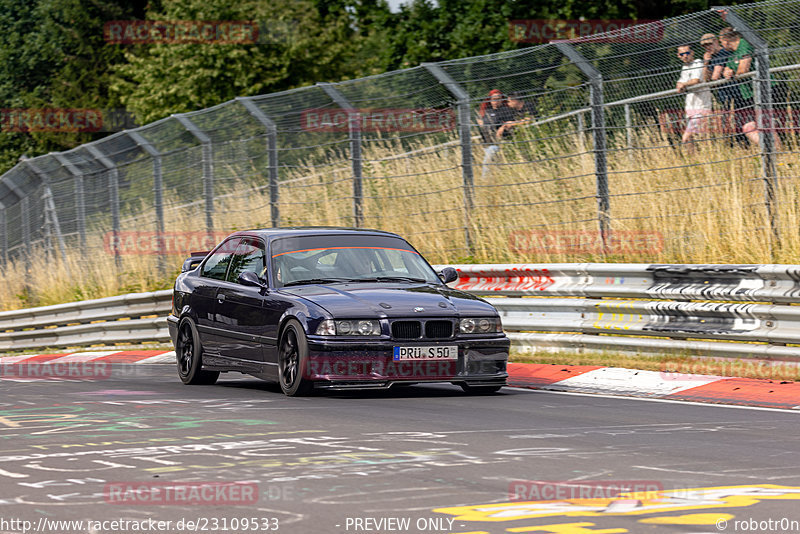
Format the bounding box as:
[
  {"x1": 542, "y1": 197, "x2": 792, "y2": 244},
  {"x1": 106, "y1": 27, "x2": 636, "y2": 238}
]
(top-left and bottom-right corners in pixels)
[
  {"x1": 176, "y1": 317, "x2": 219, "y2": 385},
  {"x1": 278, "y1": 319, "x2": 313, "y2": 396}
]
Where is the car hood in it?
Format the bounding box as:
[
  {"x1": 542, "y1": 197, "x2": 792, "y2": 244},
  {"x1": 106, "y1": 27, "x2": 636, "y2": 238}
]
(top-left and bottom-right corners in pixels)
[{"x1": 279, "y1": 283, "x2": 494, "y2": 317}]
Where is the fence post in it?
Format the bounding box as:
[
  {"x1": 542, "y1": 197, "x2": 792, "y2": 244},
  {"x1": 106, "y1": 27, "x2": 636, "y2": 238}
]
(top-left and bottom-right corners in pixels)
[
  {"x1": 554, "y1": 42, "x2": 610, "y2": 250},
  {"x1": 86, "y1": 145, "x2": 121, "y2": 268},
  {"x1": 0, "y1": 206, "x2": 6, "y2": 268},
  {"x1": 317, "y1": 83, "x2": 363, "y2": 227},
  {"x1": 24, "y1": 159, "x2": 70, "y2": 274},
  {"x1": 577, "y1": 111, "x2": 586, "y2": 153},
  {"x1": 422, "y1": 63, "x2": 475, "y2": 255},
  {"x1": 624, "y1": 103, "x2": 633, "y2": 150},
  {"x1": 128, "y1": 131, "x2": 166, "y2": 275},
  {"x1": 52, "y1": 153, "x2": 86, "y2": 250},
  {"x1": 21, "y1": 195, "x2": 30, "y2": 276},
  {"x1": 236, "y1": 97, "x2": 280, "y2": 227},
  {"x1": 717, "y1": 8, "x2": 779, "y2": 248},
  {"x1": 173, "y1": 114, "x2": 215, "y2": 234}
]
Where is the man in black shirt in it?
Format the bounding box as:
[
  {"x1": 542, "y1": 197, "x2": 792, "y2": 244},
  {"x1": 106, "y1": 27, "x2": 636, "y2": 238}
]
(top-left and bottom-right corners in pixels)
[
  {"x1": 477, "y1": 90, "x2": 514, "y2": 179},
  {"x1": 506, "y1": 91, "x2": 536, "y2": 126}
]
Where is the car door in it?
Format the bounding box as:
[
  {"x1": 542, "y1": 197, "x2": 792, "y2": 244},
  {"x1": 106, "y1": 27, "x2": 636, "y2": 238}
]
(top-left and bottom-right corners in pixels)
[
  {"x1": 215, "y1": 237, "x2": 282, "y2": 367},
  {"x1": 194, "y1": 237, "x2": 242, "y2": 357}
]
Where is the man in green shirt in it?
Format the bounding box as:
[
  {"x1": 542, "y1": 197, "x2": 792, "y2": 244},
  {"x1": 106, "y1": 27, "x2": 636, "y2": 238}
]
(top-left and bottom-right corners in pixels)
[{"x1": 720, "y1": 27, "x2": 758, "y2": 145}]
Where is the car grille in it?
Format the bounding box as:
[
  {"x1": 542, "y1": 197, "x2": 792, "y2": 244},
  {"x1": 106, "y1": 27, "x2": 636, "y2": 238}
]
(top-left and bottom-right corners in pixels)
[
  {"x1": 391, "y1": 319, "x2": 453, "y2": 340},
  {"x1": 392, "y1": 321, "x2": 421, "y2": 339},
  {"x1": 425, "y1": 320, "x2": 452, "y2": 339}
]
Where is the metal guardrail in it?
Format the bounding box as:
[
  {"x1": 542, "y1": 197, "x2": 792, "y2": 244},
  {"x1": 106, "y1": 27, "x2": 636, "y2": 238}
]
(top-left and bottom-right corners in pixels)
[
  {"x1": 0, "y1": 290, "x2": 172, "y2": 350},
  {"x1": 2, "y1": 263, "x2": 800, "y2": 360},
  {"x1": 451, "y1": 263, "x2": 800, "y2": 360}
]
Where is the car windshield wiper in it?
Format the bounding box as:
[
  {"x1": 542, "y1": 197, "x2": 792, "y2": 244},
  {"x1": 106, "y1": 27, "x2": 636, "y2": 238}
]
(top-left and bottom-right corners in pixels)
[
  {"x1": 282, "y1": 277, "x2": 353, "y2": 286},
  {"x1": 354, "y1": 276, "x2": 428, "y2": 283}
]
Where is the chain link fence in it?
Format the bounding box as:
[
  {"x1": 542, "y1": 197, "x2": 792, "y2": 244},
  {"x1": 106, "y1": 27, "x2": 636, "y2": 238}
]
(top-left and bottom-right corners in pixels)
[{"x1": 2, "y1": 0, "x2": 800, "y2": 305}]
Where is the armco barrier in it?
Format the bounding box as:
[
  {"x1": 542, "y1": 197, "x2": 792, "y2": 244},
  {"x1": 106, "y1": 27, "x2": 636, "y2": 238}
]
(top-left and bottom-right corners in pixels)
[
  {"x1": 1, "y1": 263, "x2": 799, "y2": 359},
  {"x1": 452, "y1": 263, "x2": 800, "y2": 360}
]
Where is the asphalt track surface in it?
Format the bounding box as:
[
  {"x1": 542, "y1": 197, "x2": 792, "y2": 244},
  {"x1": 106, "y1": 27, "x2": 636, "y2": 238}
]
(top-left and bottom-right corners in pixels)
[{"x1": 1, "y1": 364, "x2": 799, "y2": 534}]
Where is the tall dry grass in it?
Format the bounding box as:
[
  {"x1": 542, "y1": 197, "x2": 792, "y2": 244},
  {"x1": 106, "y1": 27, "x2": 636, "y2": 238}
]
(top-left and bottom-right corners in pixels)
[{"x1": 1, "y1": 123, "x2": 797, "y2": 311}]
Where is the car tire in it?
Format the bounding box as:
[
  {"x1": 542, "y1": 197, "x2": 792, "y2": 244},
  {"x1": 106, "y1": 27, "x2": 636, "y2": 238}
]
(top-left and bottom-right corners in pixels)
[
  {"x1": 176, "y1": 317, "x2": 219, "y2": 385},
  {"x1": 460, "y1": 383, "x2": 503, "y2": 394},
  {"x1": 278, "y1": 319, "x2": 313, "y2": 396}
]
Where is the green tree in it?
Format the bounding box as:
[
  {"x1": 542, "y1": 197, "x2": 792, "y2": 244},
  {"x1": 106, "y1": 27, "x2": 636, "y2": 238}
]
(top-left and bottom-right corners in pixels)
[
  {"x1": 0, "y1": 0, "x2": 146, "y2": 174},
  {"x1": 111, "y1": 0, "x2": 391, "y2": 123}
]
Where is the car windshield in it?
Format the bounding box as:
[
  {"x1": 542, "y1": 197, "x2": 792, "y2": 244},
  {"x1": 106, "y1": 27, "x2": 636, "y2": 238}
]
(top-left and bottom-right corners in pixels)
[{"x1": 271, "y1": 235, "x2": 441, "y2": 288}]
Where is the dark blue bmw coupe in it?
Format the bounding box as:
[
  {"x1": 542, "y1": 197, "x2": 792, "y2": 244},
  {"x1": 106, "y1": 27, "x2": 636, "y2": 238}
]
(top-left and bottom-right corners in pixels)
[{"x1": 167, "y1": 228, "x2": 509, "y2": 396}]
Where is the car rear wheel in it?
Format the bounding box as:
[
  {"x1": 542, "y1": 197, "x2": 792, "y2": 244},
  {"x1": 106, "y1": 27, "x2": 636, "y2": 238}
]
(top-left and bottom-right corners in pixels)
[
  {"x1": 278, "y1": 319, "x2": 313, "y2": 396},
  {"x1": 460, "y1": 383, "x2": 503, "y2": 394},
  {"x1": 176, "y1": 317, "x2": 219, "y2": 385}
]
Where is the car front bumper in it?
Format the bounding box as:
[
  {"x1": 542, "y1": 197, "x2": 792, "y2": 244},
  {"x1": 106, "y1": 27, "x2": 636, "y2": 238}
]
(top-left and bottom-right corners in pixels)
[{"x1": 304, "y1": 336, "x2": 509, "y2": 389}]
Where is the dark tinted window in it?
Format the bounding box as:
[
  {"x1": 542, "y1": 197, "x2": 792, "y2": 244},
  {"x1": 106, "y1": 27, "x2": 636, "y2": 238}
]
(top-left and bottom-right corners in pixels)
[
  {"x1": 201, "y1": 238, "x2": 241, "y2": 280},
  {"x1": 271, "y1": 234, "x2": 438, "y2": 287},
  {"x1": 227, "y1": 238, "x2": 266, "y2": 283}
]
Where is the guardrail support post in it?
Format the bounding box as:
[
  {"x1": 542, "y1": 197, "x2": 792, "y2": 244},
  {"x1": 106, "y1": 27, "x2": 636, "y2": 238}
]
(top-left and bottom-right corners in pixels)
[
  {"x1": 128, "y1": 131, "x2": 166, "y2": 275},
  {"x1": 318, "y1": 83, "x2": 363, "y2": 227},
  {"x1": 52, "y1": 153, "x2": 86, "y2": 250},
  {"x1": 236, "y1": 97, "x2": 280, "y2": 227},
  {"x1": 422, "y1": 63, "x2": 475, "y2": 255},
  {"x1": 716, "y1": 8, "x2": 779, "y2": 250},
  {"x1": 173, "y1": 115, "x2": 215, "y2": 234},
  {"x1": 86, "y1": 145, "x2": 121, "y2": 268},
  {"x1": 554, "y1": 42, "x2": 611, "y2": 252}
]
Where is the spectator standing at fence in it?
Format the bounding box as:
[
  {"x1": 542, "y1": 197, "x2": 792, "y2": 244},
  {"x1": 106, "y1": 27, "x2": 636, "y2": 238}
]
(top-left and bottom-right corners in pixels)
[
  {"x1": 505, "y1": 91, "x2": 536, "y2": 126},
  {"x1": 700, "y1": 33, "x2": 737, "y2": 138},
  {"x1": 675, "y1": 45, "x2": 712, "y2": 148},
  {"x1": 477, "y1": 89, "x2": 513, "y2": 179},
  {"x1": 719, "y1": 27, "x2": 760, "y2": 146}
]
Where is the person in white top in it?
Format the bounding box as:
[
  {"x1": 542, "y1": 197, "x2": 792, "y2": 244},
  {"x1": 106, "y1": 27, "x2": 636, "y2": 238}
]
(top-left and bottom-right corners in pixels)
[{"x1": 676, "y1": 45, "x2": 712, "y2": 148}]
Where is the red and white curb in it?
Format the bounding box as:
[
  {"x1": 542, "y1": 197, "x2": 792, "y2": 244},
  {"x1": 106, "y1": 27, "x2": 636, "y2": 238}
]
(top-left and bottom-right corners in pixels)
[
  {"x1": 0, "y1": 350, "x2": 175, "y2": 365},
  {"x1": 2, "y1": 352, "x2": 799, "y2": 409},
  {"x1": 508, "y1": 363, "x2": 800, "y2": 410}
]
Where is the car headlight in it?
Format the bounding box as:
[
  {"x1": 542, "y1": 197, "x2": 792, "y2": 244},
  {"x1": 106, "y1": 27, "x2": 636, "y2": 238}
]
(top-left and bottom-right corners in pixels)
[
  {"x1": 458, "y1": 317, "x2": 502, "y2": 334},
  {"x1": 315, "y1": 319, "x2": 381, "y2": 336}
]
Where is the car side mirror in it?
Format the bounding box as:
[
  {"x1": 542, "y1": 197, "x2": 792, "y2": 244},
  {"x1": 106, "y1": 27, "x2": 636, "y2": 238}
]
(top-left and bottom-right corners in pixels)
[
  {"x1": 439, "y1": 267, "x2": 459, "y2": 284},
  {"x1": 238, "y1": 271, "x2": 266, "y2": 288}
]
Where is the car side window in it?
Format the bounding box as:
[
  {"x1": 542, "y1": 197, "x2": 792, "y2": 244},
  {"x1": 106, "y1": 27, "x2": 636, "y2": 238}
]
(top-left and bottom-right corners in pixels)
[
  {"x1": 201, "y1": 238, "x2": 241, "y2": 280},
  {"x1": 227, "y1": 238, "x2": 266, "y2": 283}
]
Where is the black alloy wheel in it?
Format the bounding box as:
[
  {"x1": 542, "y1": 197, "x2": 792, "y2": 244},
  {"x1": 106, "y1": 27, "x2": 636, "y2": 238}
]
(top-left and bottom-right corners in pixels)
[
  {"x1": 176, "y1": 317, "x2": 219, "y2": 385},
  {"x1": 278, "y1": 319, "x2": 313, "y2": 396}
]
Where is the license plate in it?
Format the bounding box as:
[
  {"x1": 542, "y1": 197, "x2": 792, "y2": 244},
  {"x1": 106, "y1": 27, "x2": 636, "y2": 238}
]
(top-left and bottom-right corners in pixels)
[{"x1": 393, "y1": 346, "x2": 458, "y2": 361}]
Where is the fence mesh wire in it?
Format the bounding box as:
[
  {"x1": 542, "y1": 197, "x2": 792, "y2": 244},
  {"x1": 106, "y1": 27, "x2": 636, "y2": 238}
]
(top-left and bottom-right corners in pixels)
[{"x1": 2, "y1": 0, "x2": 800, "y2": 305}]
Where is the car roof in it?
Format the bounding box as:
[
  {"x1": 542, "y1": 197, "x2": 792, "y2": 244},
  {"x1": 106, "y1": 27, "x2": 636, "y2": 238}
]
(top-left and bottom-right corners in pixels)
[{"x1": 226, "y1": 226, "x2": 405, "y2": 242}]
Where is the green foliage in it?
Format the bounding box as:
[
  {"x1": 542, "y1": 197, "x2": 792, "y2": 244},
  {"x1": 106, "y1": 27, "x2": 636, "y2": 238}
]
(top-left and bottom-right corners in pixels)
[
  {"x1": 0, "y1": 0, "x2": 753, "y2": 173},
  {"x1": 111, "y1": 0, "x2": 392, "y2": 123}
]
